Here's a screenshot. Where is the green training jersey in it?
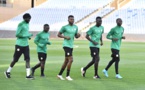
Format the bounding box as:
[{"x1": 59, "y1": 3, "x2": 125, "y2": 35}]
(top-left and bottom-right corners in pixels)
[
  {"x1": 34, "y1": 31, "x2": 50, "y2": 53},
  {"x1": 106, "y1": 26, "x2": 124, "y2": 50},
  {"x1": 15, "y1": 21, "x2": 32, "y2": 47},
  {"x1": 87, "y1": 25, "x2": 104, "y2": 48},
  {"x1": 59, "y1": 24, "x2": 78, "y2": 48}
]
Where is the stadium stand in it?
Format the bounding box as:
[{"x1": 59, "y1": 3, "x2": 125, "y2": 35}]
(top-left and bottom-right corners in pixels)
[
  {"x1": 0, "y1": 0, "x2": 113, "y2": 31},
  {"x1": 103, "y1": 0, "x2": 145, "y2": 34},
  {"x1": 0, "y1": 0, "x2": 145, "y2": 40}
]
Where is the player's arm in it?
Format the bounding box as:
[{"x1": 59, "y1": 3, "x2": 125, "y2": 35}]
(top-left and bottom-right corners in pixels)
[
  {"x1": 86, "y1": 34, "x2": 98, "y2": 45},
  {"x1": 46, "y1": 38, "x2": 51, "y2": 45},
  {"x1": 122, "y1": 36, "x2": 125, "y2": 39},
  {"x1": 15, "y1": 25, "x2": 23, "y2": 38},
  {"x1": 57, "y1": 26, "x2": 70, "y2": 40},
  {"x1": 100, "y1": 35, "x2": 103, "y2": 46},
  {"x1": 34, "y1": 34, "x2": 44, "y2": 47},
  {"x1": 100, "y1": 27, "x2": 104, "y2": 46},
  {"x1": 16, "y1": 24, "x2": 32, "y2": 38},
  {"x1": 86, "y1": 28, "x2": 98, "y2": 45},
  {"x1": 75, "y1": 33, "x2": 81, "y2": 38},
  {"x1": 44, "y1": 40, "x2": 51, "y2": 45},
  {"x1": 106, "y1": 29, "x2": 113, "y2": 40},
  {"x1": 46, "y1": 41, "x2": 51, "y2": 45},
  {"x1": 75, "y1": 27, "x2": 81, "y2": 38},
  {"x1": 57, "y1": 32, "x2": 70, "y2": 40},
  {"x1": 121, "y1": 28, "x2": 125, "y2": 39},
  {"x1": 28, "y1": 33, "x2": 33, "y2": 40},
  {"x1": 106, "y1": 28, "x2": 118, "y2": 41}
]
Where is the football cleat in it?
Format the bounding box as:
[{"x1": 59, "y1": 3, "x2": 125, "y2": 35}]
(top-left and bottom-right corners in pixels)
[
  {"x1": 66, "y1": 76, "x2": 73, "y2": 81},
  {"x1": 102, "y1": 69, "x2": 109, "y2": 77},
  {"x1": 81, "y1": 67, "x2": 86, "y2": 77},
  {"x1": 116, "y1": 74, "x2": 123, "y2": 79},
  {"x1": 4, "y1": 71, "x2": 11, "y2": 78},
  {"x1": 57, "y1": 75, "x2": 65, "y2": 80}
]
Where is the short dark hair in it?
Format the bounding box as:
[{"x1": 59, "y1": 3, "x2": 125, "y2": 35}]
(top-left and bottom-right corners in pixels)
[
  {"x1": 44, "y1": 24, "x2": 49, "y2": 27},
  {"x1": 96, "y1": 16, "x2": 102, "y2": 20},
  {"x1": 116, "y1": 18, "x2": 122, "y2": 21},
  {"x1": 23, "y1": 13, "x2": 31, "y2": 19},
  {"x1": 68, "y1": 15, "x2": 74, "y2": 19}
]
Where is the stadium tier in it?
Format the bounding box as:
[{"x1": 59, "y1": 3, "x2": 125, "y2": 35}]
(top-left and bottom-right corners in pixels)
[
  {"x1": 0, "y1": 0, "x2": 112, "y2": 31},
  {"x1": 103, "y1": 0, "x2": 145, "y2": 34},
  {"x1": 77, "y1": 7, "x2": 115, "y2": 31},
  {"x1": 0, "y1": 0, "x2": 145, "y2": 34}
]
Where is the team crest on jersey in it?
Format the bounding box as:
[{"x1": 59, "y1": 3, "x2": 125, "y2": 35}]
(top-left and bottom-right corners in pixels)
[
  {"x1": 116, "y1": 31, "x2": 120, "y2": 34},
  {"x1": 73, "y1": 28, "x2": 77, "y2": 31},
  {"x1": 96, "y1": 29, "x2": 102, "y2": 33},
  {"x1": 23, "y1": 26, "x2": 28, "y2": 29},
  {"x1": 100, "y1": 29, "x2": 102, "y2": 32}
]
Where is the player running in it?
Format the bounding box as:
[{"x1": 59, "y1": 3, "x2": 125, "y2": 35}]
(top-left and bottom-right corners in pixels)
[
  {"x1": 57, "y1": 15, "x2": 80, "y2": 81},
  {"x1": 31, "y1": 24, "x2": 51, "y2": 77},
  {"x1": 81, "y1": 16, "x2": 104, "y2": 79},
  {"x1": 4, "y1": 13, "x2": 33, "y2": 79},
  {"x1": 102, "y1": 18, "x2": 125, "y2": 79}
]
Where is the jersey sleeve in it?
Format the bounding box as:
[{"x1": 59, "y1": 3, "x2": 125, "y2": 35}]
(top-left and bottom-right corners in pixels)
[
  {"x1": 34, "y1": 33, "x2": 40, "y2": 45},
  {"x1": 102, "y1": 26, "x2": 104, "y2": 34},
  {"x1": 120, "y1": 27, "x2": 124, "y2": 39},
  {"x1": 15, "y1": 24, "x2": 31, "y2": 38},
  {"x1": 34, "y1": 33, "x2": 45, "y2": 47},
  {"x1": 46, "y1": 34, "x2": 51, "y2": 45},
  {"x1": 15, "y1": 24, "x2": 23, "y2": 37},
  {"x1": 46, "y1": 40, "x2": 51, "y2": 45},
  {"x1": 59, "y1": 26, "x2": 65, "y2": 33},
  {"x1": 122, "y1": 27, "x2": 124, "y2": 35},
  {"x1": 106, "y1": 28, "x2": 114, "y2": 40},
  {"x1": 75, "y1": 26, "x2": 78, "y2": 35},
  {"x1": 86, "y1": 27, "x2": 93, "y2": 35}
]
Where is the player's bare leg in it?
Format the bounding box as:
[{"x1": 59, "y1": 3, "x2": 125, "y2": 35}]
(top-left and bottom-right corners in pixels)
[
  {"x1": 57, "y1": 57, "x2": 68, "y2": 80},
  {"x1": 66, "y1": 56, "x2": 73, "y2": 80},
  {"x1": 58, "y1": 57, "x2": 68, "y2": 75},
  {"x1": 81, "y1": 59, "x2": 95, "y2": 77},
  {"x1": 10, "y1": 60, "x2": 17, "y2": 67},
  {"x1": 4, "y1": 60, "x2": 17, "y2": 78}
]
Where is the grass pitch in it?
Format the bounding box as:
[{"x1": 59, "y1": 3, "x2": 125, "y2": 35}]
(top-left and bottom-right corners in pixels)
[{"x1": 0, "y1": 39, "x2": 145, "y2": 90}]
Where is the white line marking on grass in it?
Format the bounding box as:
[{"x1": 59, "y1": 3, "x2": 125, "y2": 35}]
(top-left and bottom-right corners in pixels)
[
  {"x1": 0, "y1": 61, "x2": 63, "y2": 67},
  {"x1": 74, "y1": 45, "x2": 79, "y2": 48}
]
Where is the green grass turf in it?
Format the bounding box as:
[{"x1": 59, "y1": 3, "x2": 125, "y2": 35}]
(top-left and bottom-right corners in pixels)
[{"x1": 0, "y1": 39, "x2": 145, "y2": 90}]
